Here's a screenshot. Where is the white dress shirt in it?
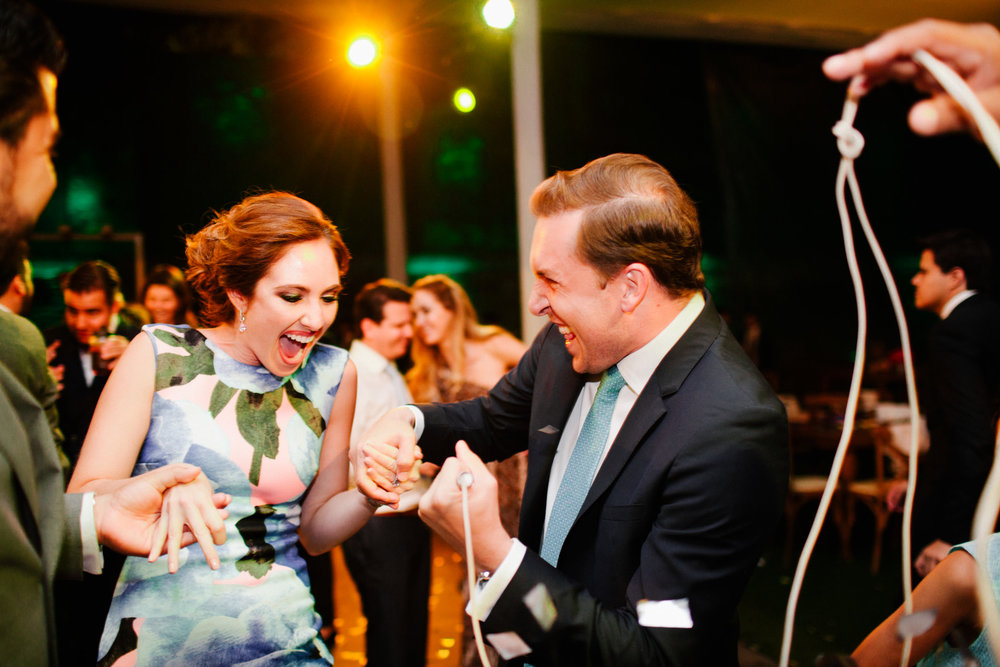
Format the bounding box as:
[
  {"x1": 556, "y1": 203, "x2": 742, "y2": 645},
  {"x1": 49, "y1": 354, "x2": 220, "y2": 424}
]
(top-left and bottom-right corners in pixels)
[
  {"x1": 940, "y1": 289, "x2": 977, "y2": 320},
  {"x1": 349, "y1": 339, "x2": 426, "y2": 513}
]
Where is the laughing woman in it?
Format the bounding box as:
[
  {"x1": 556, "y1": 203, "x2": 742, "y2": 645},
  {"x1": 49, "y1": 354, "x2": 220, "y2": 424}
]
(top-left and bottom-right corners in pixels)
[{"x1": 69, "y1": 192, "x2": 395, "y2": 665}]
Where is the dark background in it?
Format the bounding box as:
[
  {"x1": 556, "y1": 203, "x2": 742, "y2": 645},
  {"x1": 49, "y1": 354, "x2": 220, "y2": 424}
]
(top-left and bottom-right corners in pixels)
[{"x1": 27, "y1": 0, "x2": 1000, "y2": 395}]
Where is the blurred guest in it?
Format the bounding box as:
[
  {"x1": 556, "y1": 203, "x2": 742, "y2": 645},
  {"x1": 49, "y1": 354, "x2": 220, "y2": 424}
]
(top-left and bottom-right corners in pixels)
[
  {"x1": 44, "y1": 260, "x2": 143, "y2": 467},
  {"x1": 342, "y1": 278, "x2": 432, "y2": 667},
  {"x1": 0, "y1": 3, "x2": 229, "y2": 664},
  {"x1": 853, "y1": 534, "x2": 1000, "y2": 666},
  {"x1": 904, "y1": 230, "x2": 1000, "y2": 576},
  {"x1": 141, "y1": 263, "x2": 199, "y2": 326},
  {"x1": 68, "y1": 191, "x2": 397, "y2": 665},
  {"x1": 0, "y1": 238, "x2": 33, "y2": 314},
  {"x1": 407, "y1": 274, "x2": 526, "y2": 667},
  {"x1": 823, "y1": 19, "x2": 1000, "y2": 137},
  {"x1": 0, "y1": 239, "x2": 65, "y2": 467}
]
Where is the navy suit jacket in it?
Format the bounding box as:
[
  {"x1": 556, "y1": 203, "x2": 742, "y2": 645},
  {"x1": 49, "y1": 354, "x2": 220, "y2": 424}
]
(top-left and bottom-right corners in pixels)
[
  {"x1": 418, "y1": 295, "x2": 788, "y2": 666},
  {"x1": 916, "y1": 293, "x2": 1000, "y2": 548}
]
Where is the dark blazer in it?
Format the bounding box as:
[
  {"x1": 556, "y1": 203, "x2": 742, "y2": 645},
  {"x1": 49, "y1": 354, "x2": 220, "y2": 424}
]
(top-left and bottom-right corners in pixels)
[
  {"x1": 0, "y1": 311, "x2": 63, "y2": 451},
  {"x1": 44, "y1": 318, "x2": 141, "y2": 465},
  {"x1": 916, "y1": 293, "x2": 1000, "y2": 548},
  {"x1": 0, "y1": 362, "x2": 83, "y2": 665},
  {"x1": 418, "y1": 295, "x2": 788, "y2": 666}
]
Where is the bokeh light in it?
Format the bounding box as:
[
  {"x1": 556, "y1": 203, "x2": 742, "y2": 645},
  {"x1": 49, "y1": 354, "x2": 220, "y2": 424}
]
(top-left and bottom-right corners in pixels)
[
  {"x1": 482, "y1": 0, "x2": 515, "y2": 29},
  {"x1": 347, "y1": 36, "x2": 379, "y2": 68},
  {"x1": 453, "y1": 87, "x2": 476, "y2": 113}
]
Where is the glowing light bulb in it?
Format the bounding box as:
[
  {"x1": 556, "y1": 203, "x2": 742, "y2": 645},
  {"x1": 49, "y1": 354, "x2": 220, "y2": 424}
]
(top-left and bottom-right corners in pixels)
[
  {"x1": 453, "y1": 88, "x2": 476, "y2": 113},
  {"x1": 482, "y1": 0, "x2": 515, "y2": 29},
  {"x1": 347, "y1": 36, "x2": 379, "y2": 68}
]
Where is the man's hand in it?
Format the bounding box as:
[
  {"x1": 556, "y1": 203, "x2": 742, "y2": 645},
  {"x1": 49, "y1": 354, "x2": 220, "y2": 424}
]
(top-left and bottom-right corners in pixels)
[
  {"x1": 886, "y1": 479, "x2": 908, "y2": 512},
  {"x1": 419, "y1": 441, "x2": 512, "y2": 572},
  {"x1": 823, "y1": 19, "x2": 1000, "y2": 136},
  {"x1": 100, "y1": 334, "x2": 130, "y2": 371},
  {"x1": 352, "y1": 407, "x2": 419, "y2": 506},
  {"x1": 915, "y1": 539, "x2": 953, "y2": 577},
  {"x1": 93, "y1": 463, "x2": 230, "y2": 570}
]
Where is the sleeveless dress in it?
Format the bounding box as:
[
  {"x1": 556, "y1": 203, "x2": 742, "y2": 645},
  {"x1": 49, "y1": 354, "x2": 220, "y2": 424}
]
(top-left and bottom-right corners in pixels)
[
  {"x1": 97, "y1": 324, "x2": 346, "y2": 666},
  {"x1": 917, "y1": 534, "x2": 1000, "y2": 666}
]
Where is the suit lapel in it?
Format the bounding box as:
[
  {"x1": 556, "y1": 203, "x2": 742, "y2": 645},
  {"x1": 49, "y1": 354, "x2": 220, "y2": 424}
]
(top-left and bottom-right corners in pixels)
[
  {"x1": 521, "y1": 335, "x2": 587, "y2": 550},
  {"x1": 581, "y1": 294, "x2": 723, "y2": 515}
]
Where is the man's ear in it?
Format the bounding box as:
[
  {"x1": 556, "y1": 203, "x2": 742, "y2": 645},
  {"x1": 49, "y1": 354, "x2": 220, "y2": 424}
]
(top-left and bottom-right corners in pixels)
[
  {"x1": 620, "y1": 263, "x2": 651, "y2": 314},
  {"x1": 10, "y1": 275, "x2": 27, "y2": 298},
  {"x1": 948, "y1": 267, "x2": 968, "y2": 291},
  {"x1": 359, "y1": 317, "x2": 377, "y2": 340},
  {"x1": 227, "y1": 288, "x2": 248, "y2": 315}
]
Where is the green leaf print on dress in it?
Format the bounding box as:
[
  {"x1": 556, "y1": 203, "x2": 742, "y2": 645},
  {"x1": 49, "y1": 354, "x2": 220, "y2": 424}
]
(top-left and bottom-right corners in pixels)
[
  {"x1": 236, "y1": 390, "x2": 282, "y2": 486},
  {"x1": 236, "y1": 505, "x2": 277, "y2": 579}
]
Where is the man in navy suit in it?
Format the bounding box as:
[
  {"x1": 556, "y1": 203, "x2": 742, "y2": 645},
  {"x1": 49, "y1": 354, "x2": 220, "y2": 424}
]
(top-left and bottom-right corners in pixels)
[
  {"x1": 905, "y1": 229, "x2": 1000, "y2": 576},
  {"x1": 357, "y1": 153, "x2": 788, "y2": 665}
]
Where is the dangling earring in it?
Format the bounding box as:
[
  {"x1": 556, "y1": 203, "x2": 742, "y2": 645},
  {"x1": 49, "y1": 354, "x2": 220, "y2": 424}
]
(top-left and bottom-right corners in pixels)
[{"x1": 238, "y1": 309, "x2": 247, "y2": 333}]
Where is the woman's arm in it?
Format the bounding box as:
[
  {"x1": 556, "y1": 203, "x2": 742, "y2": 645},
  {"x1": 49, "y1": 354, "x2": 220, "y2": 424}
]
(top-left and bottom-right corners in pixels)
[
  {"x1": 299, "y1": 360, "x2": 378, "y2": 554},
  {"x1": 852, "y1": 548, "x2": 982, "y2": 666},
  {"x1": 69, "y1": 333, "x2": 157, "y2": 493},
  {"x1": 69, "y1": 331, "x2": 227, "y2": 572}
]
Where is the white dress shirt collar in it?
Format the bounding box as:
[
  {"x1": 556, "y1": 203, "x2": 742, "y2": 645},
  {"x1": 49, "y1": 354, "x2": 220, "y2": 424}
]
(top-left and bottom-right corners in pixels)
[
  {"x1": 940, "y1": 289, "x2": 977, "y2": 320},
  {"x1": 349, "y1": 339, "x2": 393, "y2": 374},
  {"x1": 616, "y1": 290, "x2": 706, "y2": 395}
]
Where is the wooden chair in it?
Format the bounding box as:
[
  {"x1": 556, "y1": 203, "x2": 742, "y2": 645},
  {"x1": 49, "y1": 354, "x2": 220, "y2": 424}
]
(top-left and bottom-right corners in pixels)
[{"x1": 841, "y1": 424, "x2": 905, "y2": 573}]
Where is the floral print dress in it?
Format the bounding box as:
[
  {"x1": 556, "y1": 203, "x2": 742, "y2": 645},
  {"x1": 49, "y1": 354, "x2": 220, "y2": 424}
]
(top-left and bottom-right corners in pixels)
[{"x1": 97, "y1": 324, "x2": 345, "y2": 666}]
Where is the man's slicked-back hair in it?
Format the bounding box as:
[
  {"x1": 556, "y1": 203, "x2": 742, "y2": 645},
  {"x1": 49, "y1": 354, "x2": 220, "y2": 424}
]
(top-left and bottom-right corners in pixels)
[
  {"x1": 530, "y1": 153, "x2": 704, "y2": 296},
  {"x1": 920, "y1": 228, "x2": 994, "y2": 293}
]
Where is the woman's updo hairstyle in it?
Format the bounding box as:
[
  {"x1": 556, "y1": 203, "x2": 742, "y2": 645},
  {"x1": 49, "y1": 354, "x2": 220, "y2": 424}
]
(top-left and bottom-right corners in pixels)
[{"x1": 185, "y1": 191, "x2": 350, "y2": 327}]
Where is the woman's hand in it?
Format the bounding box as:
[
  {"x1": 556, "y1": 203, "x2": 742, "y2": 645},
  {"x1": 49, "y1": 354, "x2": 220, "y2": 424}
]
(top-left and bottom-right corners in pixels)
[
  {"x1": 359, "y1": 441, "x2": 422, "y2": 509},
  {"x1": 148, "y1": 471, "x2": 229, "y2": 573}
]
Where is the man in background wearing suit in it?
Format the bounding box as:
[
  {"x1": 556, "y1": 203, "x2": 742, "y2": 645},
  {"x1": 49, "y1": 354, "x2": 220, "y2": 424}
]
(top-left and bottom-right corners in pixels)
[
  {"x1": 0, "y1": 3, "x2": 228, "y2": 664},
  {"x1": 904, "y1": 229, "x2": 1000, "y2": 576},
  {"x1": 358, "y1": 153, "x2": 788, "y2": 666},
  {"x1": 46, "y1": 260, "x2": 143, "y2": 469}
]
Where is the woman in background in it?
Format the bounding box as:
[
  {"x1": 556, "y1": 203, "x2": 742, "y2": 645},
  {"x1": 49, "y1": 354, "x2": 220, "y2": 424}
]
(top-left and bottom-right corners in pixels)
[
  {"x1": 140, "y1": 263, "x2": 199, "y2": 326},
  {"x1": 407, "y1": 273, "x2": 526, "y2": 667}
]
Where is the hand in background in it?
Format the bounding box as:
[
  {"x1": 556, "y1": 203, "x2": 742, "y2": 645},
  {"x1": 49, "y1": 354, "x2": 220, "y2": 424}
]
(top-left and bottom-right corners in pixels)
[
  {"x1": 915, "y1": 539, "x2": 953, "y2": 577},
  {"x1": 823, "y1": 19, "x2": 1000, "y2": 136}
]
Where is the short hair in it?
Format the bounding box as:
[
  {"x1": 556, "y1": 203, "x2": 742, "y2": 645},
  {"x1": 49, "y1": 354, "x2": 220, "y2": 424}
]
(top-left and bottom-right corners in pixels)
[
  {"x1": 920, "y1": 229, "x2": 993, "y2": 292},
  {"x1": 0, "y1": 238, "x2": 28, "y2": 291},
  {"x1": 62, "y1": 260, "x2": 121, "y2": 306},
  {"x1": 0, "y1": 0, "x2": 65, "y2": 147},
  {"x1": 141, "y1": 264, "x2": 195, "y2": 325},
  {"x1": 185, "y1": 191, "x2": 351, "y2": 327},
  {"x1": 530, "y1": 153, "x2": 704, "y2": 296},
  {"x1": 353, "y1": 278, "x2": 412, "y2": 338}
]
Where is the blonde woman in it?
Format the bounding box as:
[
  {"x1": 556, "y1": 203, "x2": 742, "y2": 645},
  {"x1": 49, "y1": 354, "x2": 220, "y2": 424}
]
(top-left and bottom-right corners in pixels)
[{"x1": 407, "y1": 274, "x2": 526, "y2": 667}]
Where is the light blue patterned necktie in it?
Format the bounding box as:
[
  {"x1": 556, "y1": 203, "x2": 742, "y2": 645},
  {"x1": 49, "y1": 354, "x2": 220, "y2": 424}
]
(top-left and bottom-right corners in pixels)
[{"x1": 540, "y1": 365, "x2": 626, "y2": 566}]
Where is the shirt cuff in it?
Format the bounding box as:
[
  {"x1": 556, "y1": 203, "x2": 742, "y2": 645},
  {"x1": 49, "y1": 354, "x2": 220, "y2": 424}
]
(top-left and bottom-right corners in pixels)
[
  {"x1": 405, "y1": 405, "x2": 425, "y2": 440},
  {"x1": 466, "y1": 539, "x2": 526, "y2": 622},
  {"x1": 80, "y1": 492, "x2": 103, "y2": 574}
]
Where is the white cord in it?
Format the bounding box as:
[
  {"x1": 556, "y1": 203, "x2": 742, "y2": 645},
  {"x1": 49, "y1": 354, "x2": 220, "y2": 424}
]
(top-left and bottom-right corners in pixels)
[
  {"x1": 780, "y1": 86, "x2": 923, "y2": 667},
  {"x1": 781, "y1": 49, "x2": 1000, "y2": 666},
  {"x1": 911, "y1": 50, "x2": 1000, "y2": 169},
  {"x1": 458, "y1": 471, "x2": 493, "y2": 667},
  {"x1": 911, "y1": 48, "x2": 1000, "y2": 661}
]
